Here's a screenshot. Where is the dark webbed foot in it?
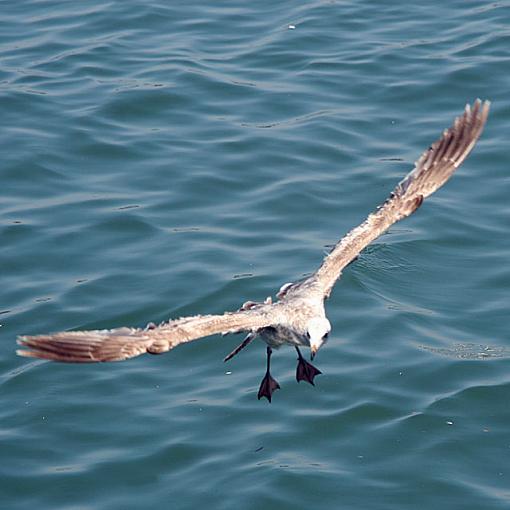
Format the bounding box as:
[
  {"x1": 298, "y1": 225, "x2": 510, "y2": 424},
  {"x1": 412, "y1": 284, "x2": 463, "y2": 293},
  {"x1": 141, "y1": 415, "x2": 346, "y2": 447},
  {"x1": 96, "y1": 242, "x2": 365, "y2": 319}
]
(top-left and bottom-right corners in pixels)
[
  {"x1": 258, "y1": 346, "x2": 280, "y2": 402},
  {"x1": 257, "y1": 372, "x2": 280, "y2": 402},
  {"x1": 295, "y1": 347, "x2": 322, "y2": 386}
]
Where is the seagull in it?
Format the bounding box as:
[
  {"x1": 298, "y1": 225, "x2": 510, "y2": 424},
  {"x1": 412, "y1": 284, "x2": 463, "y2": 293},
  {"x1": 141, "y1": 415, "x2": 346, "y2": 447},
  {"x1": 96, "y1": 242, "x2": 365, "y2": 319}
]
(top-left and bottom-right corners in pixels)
[{"x1": 17, "y1": 99, "x2": 490, "y2": 402}]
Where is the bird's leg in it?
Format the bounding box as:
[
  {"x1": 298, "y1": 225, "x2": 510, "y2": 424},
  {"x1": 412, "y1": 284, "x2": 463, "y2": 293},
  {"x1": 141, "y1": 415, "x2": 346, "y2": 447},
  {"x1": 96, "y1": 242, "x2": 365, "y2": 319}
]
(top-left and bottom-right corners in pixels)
[
  {"x1": 257, "y1": 346, "x2": 280, "y2": 402},
  {"x1": 295, "y1": 346, "x2": 322, "y2": 386}
]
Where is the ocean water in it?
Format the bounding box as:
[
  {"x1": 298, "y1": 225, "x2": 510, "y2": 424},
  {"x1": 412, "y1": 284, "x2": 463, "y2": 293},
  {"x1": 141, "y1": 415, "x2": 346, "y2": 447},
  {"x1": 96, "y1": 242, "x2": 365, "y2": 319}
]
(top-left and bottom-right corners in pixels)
[{"x1": 1, "y1": 1, "x2": 509, "y2": 509}]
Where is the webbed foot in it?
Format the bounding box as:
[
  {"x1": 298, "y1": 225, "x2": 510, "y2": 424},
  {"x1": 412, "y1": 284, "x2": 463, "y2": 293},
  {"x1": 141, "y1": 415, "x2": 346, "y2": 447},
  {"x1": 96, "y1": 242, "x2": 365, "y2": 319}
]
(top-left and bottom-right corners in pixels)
[
  {"x1": 257, "y1": 346, "x2": 280, "y2": 402},
  {"x1": 296, "y1": 347, "x2": 322, "y2": 386},
  {"x1": 257, "y1": 372, "x2": 280, "y2": 402}
]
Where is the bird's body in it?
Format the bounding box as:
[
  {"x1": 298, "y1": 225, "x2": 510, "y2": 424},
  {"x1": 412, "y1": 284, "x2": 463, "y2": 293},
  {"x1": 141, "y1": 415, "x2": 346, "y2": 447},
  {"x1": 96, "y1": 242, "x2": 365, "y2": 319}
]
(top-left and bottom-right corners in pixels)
[
  {"x1": 17, "y1": 100, "x2": 490, "y2": 401},
  {"x1": 260, "y1": 324, "x2": 311, "y2": 350},
  {"x1": 259, "y1": 282, "x2": 327, "y2": 349}
]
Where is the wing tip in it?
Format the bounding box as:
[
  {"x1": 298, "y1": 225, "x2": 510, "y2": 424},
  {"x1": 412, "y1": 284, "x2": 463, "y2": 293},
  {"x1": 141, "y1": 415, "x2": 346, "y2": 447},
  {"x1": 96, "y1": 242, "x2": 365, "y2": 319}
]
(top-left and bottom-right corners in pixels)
[
  {"x1": 16, "y1": 334, "x2": 98, "y2": 362},
  {"x1": 16, "y1": 335, "x2": 32, "y2": 350},
  {"x1": 469, "y1": 98, "x2": 490, "y2": 124},
  {"x1": 405, "y1": 98, "x2": 489, "y2": 191},
  {"x1": 15, "y1": 346, "x2": 83, "y2": 362},
  {"x1": 480, "y1": 98, "x2": 491, "y2": 121},
  {"x1": 16, "y1": 348, "x2": 38, "y2": 358},
  {"x1": 16, "y1": 336, "x2": 43, "y2": 359}
]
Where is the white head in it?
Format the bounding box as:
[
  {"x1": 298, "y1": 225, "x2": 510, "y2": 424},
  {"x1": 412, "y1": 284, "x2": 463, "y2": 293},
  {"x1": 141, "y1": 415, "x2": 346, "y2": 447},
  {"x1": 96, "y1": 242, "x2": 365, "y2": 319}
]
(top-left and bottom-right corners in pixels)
[{"x1": 306, "y1": 317, "x2": 331, "y2": 359}]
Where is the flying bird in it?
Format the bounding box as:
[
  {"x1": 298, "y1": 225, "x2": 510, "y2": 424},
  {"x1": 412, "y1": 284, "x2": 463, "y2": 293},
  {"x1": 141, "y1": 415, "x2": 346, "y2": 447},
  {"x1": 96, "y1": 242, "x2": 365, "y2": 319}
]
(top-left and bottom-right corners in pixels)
[{"x1": 17, "y1": 100, "x2": 490, "y2": 402}]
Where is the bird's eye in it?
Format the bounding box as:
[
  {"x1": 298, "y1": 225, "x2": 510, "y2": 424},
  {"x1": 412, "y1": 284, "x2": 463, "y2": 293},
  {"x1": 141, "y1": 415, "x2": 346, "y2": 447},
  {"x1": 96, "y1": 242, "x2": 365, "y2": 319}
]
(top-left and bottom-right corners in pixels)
[
  {"x1": 323, "y1": 332, "x2": 329, "y2": 340},
  {"x1": 306, "y1": 331, "x2": 311, "y2": 340}
]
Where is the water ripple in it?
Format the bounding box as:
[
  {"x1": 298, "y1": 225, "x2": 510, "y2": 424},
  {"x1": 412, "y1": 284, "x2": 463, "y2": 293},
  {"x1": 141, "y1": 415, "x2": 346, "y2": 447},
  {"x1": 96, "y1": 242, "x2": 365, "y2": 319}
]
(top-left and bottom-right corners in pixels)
[{"x1": 1, "y1": 1, "x2": 509, "y2": 509}]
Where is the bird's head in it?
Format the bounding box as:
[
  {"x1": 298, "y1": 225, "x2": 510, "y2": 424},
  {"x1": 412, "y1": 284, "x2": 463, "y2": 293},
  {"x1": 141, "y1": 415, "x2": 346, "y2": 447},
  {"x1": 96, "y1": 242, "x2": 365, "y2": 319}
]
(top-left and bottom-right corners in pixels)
[{"x1": 306, "y1": 317, "x2": 331, "y2": 360}]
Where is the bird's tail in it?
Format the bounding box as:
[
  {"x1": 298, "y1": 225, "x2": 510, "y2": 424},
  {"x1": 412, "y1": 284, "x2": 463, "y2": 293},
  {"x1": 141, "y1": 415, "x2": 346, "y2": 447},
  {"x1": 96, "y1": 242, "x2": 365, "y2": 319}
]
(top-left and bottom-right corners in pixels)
[{"x1": 223, "y1": 332, "x2": 257, "y2": 362}]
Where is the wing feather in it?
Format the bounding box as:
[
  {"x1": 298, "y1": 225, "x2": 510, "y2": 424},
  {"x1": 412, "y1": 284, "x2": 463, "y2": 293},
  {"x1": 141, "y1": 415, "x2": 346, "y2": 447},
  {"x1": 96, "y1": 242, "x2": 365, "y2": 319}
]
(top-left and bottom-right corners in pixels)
[
  {"x1": 312, "y1": 99, "x2": 490, "y2": 297},
  {"x1": 16, "y1": 100, "x2": 490, "y2": 363},
  {"x1": 16, "y1": 306, "x2": 275, "y2": 362}
]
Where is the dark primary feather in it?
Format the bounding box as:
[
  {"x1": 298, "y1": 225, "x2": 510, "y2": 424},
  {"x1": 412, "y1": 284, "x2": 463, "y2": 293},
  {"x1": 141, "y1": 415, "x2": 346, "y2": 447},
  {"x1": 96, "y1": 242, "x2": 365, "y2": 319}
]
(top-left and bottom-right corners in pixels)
[{"x1": 312, "y1": 99, "x2": 490, "y2": 297}]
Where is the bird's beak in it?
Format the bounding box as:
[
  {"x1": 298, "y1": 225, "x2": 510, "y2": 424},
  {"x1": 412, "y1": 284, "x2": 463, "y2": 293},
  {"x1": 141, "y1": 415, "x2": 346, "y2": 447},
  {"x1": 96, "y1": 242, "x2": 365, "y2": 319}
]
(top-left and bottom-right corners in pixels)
[{"x1": 310, "y1": 346, "x2": 317, "y2": 360}]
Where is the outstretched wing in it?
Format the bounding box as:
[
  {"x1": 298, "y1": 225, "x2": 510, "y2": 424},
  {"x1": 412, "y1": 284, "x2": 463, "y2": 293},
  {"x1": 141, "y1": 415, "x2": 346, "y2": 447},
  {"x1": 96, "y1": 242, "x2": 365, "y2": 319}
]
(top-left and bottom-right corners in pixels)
[
  {"x1": 312, "y1": 99, "x2": 490, "y2": 298},
  {"x1": 17, "y1": 306, "x2": 275, "y2": 362}
]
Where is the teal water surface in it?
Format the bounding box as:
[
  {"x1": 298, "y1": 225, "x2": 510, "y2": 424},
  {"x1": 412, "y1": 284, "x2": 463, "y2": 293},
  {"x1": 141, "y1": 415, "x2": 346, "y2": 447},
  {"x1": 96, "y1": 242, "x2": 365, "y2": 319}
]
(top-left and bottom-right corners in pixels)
[{"x1": 1, "y1": 1, "x2": 509, "y2": 509}]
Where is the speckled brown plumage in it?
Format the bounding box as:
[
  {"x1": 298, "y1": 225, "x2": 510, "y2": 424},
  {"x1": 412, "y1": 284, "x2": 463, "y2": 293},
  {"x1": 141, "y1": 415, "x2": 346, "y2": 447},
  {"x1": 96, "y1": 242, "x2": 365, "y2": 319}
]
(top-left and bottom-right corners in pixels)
[{"x1": 17, "y1": 100, "x2": 490, "y2": 400}]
